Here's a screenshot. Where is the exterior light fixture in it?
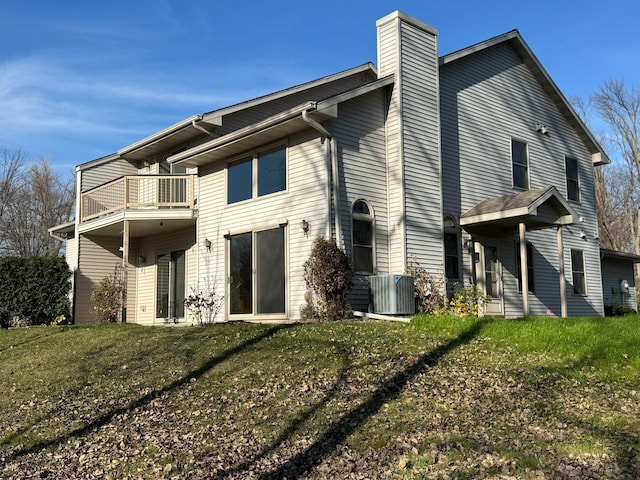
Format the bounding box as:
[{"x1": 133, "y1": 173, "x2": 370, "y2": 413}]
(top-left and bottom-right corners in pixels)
[
  {"x1": 300, "y1": 219, "x2": 310, "y2": 235},
  {"x1": 204, "y1": 238, "x2": 212, "y2": 251},
  {"x1": 535, "y1": 123, "x2": 549, "y2": 135},
  {"x1": 139, "y1": 255, "x2": 146, "y2": 264}
]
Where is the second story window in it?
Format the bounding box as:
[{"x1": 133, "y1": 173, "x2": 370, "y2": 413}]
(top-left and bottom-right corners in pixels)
[
  {"x1": 565, "y1": 156, "x2": 580, "y2": 202},
  {"x1": 227, "y1": 146, "x2": 287, "y2": 204},
  {"x1": 352, "y1": 200, "x2": 374, "y2": 274},
  {"x1": 511, "y1": 139, "x2": 529, "y2": 190}
]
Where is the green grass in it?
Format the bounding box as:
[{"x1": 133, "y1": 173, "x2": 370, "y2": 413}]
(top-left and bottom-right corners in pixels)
[{"x1": 1, "y1": 316, "x2": 639, "y2": 478}]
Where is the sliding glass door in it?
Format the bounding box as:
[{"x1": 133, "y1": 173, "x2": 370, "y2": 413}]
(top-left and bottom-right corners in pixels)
[{"x1": 229, "y1": 226, "x2": 286, "y2": 317}]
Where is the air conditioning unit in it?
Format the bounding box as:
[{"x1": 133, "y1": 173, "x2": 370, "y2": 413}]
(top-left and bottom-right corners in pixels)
[{"x1": 370, "y1": 275, "x2": 415, "y2": 315}]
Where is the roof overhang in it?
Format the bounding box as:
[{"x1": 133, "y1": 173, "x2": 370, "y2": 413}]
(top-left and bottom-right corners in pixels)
[
  {"x1": 600, "y1": 249, "x2": 640, "y2": 263},
  {"x1": 460, "y1": 186, "x2": 578, "y2": 234},
  {"x1": 48, "y1": 220, "x2": 76, "y2": 241},
  {"x1": 169, "y1": 75, "x2": 394, "y2": 168}
]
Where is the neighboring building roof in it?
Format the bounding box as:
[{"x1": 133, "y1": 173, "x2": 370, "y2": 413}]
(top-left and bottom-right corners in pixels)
[
  {"x1": 600, "y1": 249, "x2": 640, "y2": 263},
  {"x1": 439, "y1": 30, "x2": 609, "y2": 166},
  {"x1": 460, "y1": 186, "x2": 578, "y2": 232}
]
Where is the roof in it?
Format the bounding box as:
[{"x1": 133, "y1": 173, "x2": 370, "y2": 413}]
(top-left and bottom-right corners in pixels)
[
  {"x1": 600, "y1": 249, "x2": 640, "y2": 263},
  {"x1": 460, "y1": 186, "x2": 578, "y2": 232},
  {"x1": 439, "y1": 30, "x2": 609, "y2": 166},
  {"x1": 169, "y1": 75, "x2": 395, "y2": 168}
]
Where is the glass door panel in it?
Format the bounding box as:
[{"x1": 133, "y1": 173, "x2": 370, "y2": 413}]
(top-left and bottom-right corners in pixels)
[
  {"x1": 256, "y1": 227, "x2": 285, "y2": 314},
  {"x1": 229, "y1": 233, "x2": 253, "y2": 314}
]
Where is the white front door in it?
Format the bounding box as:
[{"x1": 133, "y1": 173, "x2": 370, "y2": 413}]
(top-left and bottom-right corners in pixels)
[{"x1": 477, "y1": 243, "x2": 503, "y2": 316}]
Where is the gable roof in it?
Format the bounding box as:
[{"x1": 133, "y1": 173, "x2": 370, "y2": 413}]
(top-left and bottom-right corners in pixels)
[
  {"x1": 440, "y1": 31, "x2": 609, "y2": 166},
  {"x1": 169, "y1": 74, "x2": 395, "y2": 168},
  {"x1": 460, "y1": 186, "x2": 578, "y2": 232}
]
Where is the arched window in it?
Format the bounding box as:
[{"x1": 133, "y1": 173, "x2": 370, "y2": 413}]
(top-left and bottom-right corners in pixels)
[{"x1": 352, "y1": 200, "x2": 374, "y2": 273}]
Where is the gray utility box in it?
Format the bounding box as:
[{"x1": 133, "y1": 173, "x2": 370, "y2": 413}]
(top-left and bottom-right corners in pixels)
[{"x1": 370, "y1": 274, "x2": 415, "y2": 315}]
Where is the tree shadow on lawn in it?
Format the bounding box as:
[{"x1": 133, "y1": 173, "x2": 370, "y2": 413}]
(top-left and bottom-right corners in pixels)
[
  {"x1": 3, "y1": 324, "x2": 293, "y2": 463},
  {"x1": 218, "y1": 319, "x2": 488, "y2": 479}
]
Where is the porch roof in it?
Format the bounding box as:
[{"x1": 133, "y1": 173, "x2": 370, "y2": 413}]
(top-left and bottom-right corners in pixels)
[{"x1": 460, "y1": 186, "x2": 578, "y2": 234}]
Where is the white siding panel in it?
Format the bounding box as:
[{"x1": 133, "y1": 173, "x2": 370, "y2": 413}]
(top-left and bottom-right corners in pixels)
[{"x1": 196, "y1": 131, "x2": 329, "y2": 321}]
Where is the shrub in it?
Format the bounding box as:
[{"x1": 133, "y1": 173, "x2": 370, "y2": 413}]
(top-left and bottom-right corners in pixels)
[
  {"x1": 184, "y1": 277, "x2": 223, "y2": 324},
  {"x1": 0, "y1": 256, "x2": 71, "y2": 325},
  {"x1": 447, "y1": 283, "x2": 489, "y2": 317},
  {"x1": 405, "y1": 257, "x2": 446, "y2": 314},
  {"x1": 91, "y1": 271, "x2": 125, "y2": 323},
  {"x1": 302, "y1": 237, "x2": 353, "y2": 321}
]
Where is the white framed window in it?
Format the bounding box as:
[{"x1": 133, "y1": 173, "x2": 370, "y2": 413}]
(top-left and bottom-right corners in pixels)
[
  {"x1": 571, "y1": 249, "x2": 586, "y2": 295},
  {"x1": 227, "y1": 145, "x2": 287, "y2": 204},
  {"x1": 511, "y1": 139, "x2": 529, "y2": 190},
  {"x1": 352, "y1": 200, "x2": 375, "y2": 274},
  {"x1": 565, "y1": 156, "x2": 580, "y2": 202}
]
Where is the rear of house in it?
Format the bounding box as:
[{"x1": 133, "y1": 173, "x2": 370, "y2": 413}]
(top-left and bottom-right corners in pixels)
[{"x1": 51, "y1": 10, "x2": 631, "y2": 324}]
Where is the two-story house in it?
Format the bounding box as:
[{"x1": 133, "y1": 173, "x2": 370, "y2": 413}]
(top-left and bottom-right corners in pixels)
[{"x1": 50, "y1": 11, "x2": 637, "y2": 324}]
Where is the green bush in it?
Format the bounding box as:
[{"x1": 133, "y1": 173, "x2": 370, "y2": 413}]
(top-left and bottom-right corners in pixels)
[
  {"x1": 0, "y1": 256, "x2": 71, "y2": 327},
  {"x1": 446, "y1": 283, "x2": 489, "y2": 317},
  {"x1": 302, "y1": 237, "x2": 353, "y2": 321}
]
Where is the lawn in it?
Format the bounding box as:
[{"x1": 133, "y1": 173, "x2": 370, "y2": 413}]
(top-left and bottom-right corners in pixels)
[{"x1": 1, "y1": 316, "x2": 638, "y2": 479}]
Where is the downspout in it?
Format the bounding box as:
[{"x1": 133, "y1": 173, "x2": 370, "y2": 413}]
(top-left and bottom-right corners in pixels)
[
  {"x1": 191, "y1": 118, "x2": 218, "y2": 138},
  {"x1": 301, "y1": 109, "x2": 342, "y2": 248}
]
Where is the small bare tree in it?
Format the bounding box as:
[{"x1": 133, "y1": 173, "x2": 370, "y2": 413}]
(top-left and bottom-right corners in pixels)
[{"x1": 591, "y1": 79, "x2": 640, "y2": 259}]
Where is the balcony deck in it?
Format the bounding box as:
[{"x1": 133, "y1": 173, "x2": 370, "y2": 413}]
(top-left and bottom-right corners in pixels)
[{"x1": 81, "y1": 175, "x2": 195, "y2": 223}]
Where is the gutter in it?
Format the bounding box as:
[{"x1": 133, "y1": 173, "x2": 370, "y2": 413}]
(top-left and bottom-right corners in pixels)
[{"x1": 302, "y1": 109, "x2": 342, "y2": 248}]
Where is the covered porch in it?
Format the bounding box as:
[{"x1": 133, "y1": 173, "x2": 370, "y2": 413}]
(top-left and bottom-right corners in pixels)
[{"x1": 460, "y1": 186, "x2": 579, "y2": 317}]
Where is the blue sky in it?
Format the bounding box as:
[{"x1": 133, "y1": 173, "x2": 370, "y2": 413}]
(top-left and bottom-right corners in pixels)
[{"x1": 1, "y1": 1, "x2": 639, "y2": 174}]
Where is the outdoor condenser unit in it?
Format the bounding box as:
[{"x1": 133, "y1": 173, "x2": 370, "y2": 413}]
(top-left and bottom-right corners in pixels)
[{"x1": 370, "y1": 274, "x2": 415, "y2": 315}]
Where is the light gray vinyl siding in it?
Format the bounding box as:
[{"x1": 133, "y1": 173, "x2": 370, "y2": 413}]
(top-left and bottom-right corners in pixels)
[
  {"x1": 399, "y1": 21, "x2": 443, "y2": 275},
  {"x1": 329, "y1": 89, "x2": 388, "y2": 311},
  {"x1": 196, "y1": 129, "x2": 328, "y2": 321},
  {"x1": 377, "y1": 13, "x2": 443, "y2": 276},
  {"x1": 80, "y1": 158, "x2": 137, "y2": 192},
  {"x1": 75, "y1": 234, "x2": 122, "y2": 323},
  {"x1": 601, "y1": 258, "x2": 638, "y2": 311},
  {"x1": 440, "y1": 42, "x2": 603, "y2": 316},
  {"x1": 378, "y1": 18, "x2": 404, "y2": 275}
]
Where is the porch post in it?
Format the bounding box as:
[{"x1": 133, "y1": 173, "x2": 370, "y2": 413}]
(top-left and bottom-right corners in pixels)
[
  {"x1": 121, "y1": 219, "x2": 130, "y2": 323},
  {"x1": 519, "y1": 222, "x2": 529, "y2": 316},
  {"x1": 557, "y1": 225, "x2": 567, "y2": 317}
]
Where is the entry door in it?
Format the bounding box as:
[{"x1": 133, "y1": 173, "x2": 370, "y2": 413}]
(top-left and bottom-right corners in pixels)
[
  {"x1": 228, "y1": 226, "x2": 286, "y2": 318},
  {"x1": 478, "y1": 244, "x2": 503, "y2": 316}
]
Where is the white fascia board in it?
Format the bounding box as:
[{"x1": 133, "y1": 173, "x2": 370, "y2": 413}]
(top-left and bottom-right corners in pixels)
[
  {"x1": 201, "y1": 63, "x2": 377, "y2": 125},
  {"x1": 315, "y1": 75, "x2": 395, "y2": 114},
  {"x1": 460, "y1": 206, "x2": 531, "y2": 226},
  {"x1": 169, "y1": 103, "x2": 315, "y2": 165},
  {"x1": 117, "y1": 114, "x2": 202, "y2": 157}
]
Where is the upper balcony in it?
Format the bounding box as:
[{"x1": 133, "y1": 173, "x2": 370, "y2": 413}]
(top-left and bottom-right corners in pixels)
[{"x1": 79, "y1": 175, "x2": 196, "y2": 236}]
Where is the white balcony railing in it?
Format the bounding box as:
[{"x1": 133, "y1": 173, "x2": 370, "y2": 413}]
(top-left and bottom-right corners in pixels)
[{"x1": 81, "y1": 175, "x2": 194, "y2": 223}]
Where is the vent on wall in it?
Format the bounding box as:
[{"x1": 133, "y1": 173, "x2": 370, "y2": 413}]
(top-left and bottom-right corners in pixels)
[{"x1": 370, "y1": 275, "x2": 415, "y2": 315}]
